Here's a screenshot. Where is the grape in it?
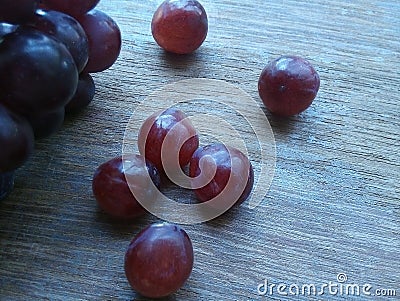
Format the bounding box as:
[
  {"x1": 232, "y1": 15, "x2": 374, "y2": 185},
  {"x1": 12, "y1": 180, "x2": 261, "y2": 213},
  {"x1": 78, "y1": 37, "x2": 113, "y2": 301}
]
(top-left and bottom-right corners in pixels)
[
  {"x1": 42, "y1": 0, "x2": 100, "y2": 18},
  {"x1": 0, "y1": 0, "x2": 38, "y2": 24},
  {"x1": 78, "y1": 10, "x2": 121, "y2": 73},
  {"x1": 151, "y1": 0, "x2": 208, "y2": 54},
  {"x1": 138, "y1": 108, "x2": 199, "y2": 175},
  {"x1": 0, "y1": 104, "x2": 34, "y2": 172},
  {"x1": 124, "y1": 222, "x2": 194, "y2": 298},
  {"x1": 28, "y1": 9, "x2": 89, "y2": 72},
  {"x1": 0, "y1": 171, "x2": 15, "y2": 201},
  {"x1": 189, "y1": 143, "x2": 254, "y2": 209},
  {"x1": 65, "y1": 73, "x2": 95, "y2": 114},
  {"x1": 258, "y1": 55, "x2": 320, "y2": 116},
  {"x1": 92, "y1": 154, "x2": 161, "y2": 219},
  {"x1": 26, "y1": 108, "x2": 65, "y2": 139},
  {"x1": 0, "y1": 23, "x2": 18, "y2": 39},
  {"x1": 0, "y1": 28, "x2": 78, "y2": 115}
]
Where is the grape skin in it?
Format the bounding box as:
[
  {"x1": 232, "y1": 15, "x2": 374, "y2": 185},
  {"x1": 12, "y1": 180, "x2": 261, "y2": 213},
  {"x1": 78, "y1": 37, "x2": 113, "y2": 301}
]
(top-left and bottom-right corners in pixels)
[
  {"x1": 152, "y1": 0, "x2": 208, "y2": 54},
  {"x1": 124, "y1": 222, "x2": 194, "y2": 298},
  {"x1": 0, "y1": 28, "x2": 78, "y2": 115},
  {"x1": 42, "y1": 0, "x2": 100, "y2": 18},
  {"x1": 28, "y1": 9, "x2": 89, "y2": 72},
  {"x1": 0, "y1": 104, "x2": 34, "y2": 172},
  {"x1": 258, "y1": 55, "x2": 320, "y2": 116},
  {"x1": 138, "y1": 108, "x2": 199, "y2": 175},
  {"x1": 92, "y1": 155, "x2": 161, "y2": 219},
  {"x1": 189, "y1": 143, "x2": 254, "y2": 209},
  {"x1": 65, "y1": 73, "x2": 95, "y2": 114},
  {"x1": 0, "y1": 0, "x2": 38, "y2": 24},
  {"x1": 78, "y1": 10, "x2": 121, "y2": 73}
]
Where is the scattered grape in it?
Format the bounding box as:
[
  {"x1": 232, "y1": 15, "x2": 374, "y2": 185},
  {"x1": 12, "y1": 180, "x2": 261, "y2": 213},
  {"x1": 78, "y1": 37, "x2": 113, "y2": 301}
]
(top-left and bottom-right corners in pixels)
[
  {"x1": 258, "y1": 55, "x2": 320, "y2": 116},
  {"x1": 124, "y1": 222, "x2": 194, "y2": 298},
  {"x1": 92, "y1": 154, "x2": 161, "y2": 219},
  {"x1": 138, "y1": 108, "x2": 199, "y2": 175},
  {"x1": 152, "y1": 0, "x2": 208, "y2": 54},
  {"x1": 189, "y1": 143, "x2": 254, "y2": 209}
]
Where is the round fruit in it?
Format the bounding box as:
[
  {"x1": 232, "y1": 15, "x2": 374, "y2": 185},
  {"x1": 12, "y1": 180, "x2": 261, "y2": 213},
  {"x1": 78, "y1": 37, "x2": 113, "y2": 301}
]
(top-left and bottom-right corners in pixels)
[
  {"x1": 65, "y1": 73, "x2": 95, "y2": 114},
  {"x1": 26, "y1": 108, "x2": 65, "y2": 139},
  {"x1": 151, "y1": 0, "x2": 208, "y2": 54},
  {"x1": 42, "y1": 0, "x2": 100, "y2": 18},
  {"x1": 92, "y1": 154, "x2": 161, "y2": 219},
  {"x1": 258, "y1": 55, "x2": 320, "y2": 116},
  {"x1": 138, "y1": 108, "x2": 199, "y2": 175},
  {"x1": 78, "y1": 9, "x2": 121, "y2": 73},
  {"x1": 0, "y1": 28, "x2": 78, "y2": 115},
  {"x1": 28, "y1": 9, "x2": 89, "y2": 72},
  {"x1": 124, "y1": 222, "x2": 194, "y2": 298},
  {"x1": 189, "y1": 143, "x2": 254, "y2": 210},
  {"x1": 0, "y1": 104, "x2": 35, "y2": 172}
]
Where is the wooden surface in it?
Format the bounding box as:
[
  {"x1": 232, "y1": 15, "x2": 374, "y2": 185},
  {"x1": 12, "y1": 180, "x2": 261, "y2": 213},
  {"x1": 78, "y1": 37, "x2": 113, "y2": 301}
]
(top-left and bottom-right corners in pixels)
[{"x1": 1, "y1": 0, "x2": 399, "y2": 300}]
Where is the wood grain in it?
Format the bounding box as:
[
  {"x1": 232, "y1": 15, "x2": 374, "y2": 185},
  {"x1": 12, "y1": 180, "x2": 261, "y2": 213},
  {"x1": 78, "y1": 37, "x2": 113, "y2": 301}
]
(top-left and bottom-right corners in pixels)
[{"x1": 0, "y1": 0, "x2": 399, "y2": 300}]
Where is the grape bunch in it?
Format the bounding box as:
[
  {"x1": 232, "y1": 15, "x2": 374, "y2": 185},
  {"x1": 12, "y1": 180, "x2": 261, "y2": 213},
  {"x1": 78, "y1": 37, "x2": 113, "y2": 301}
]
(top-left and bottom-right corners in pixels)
[{"x1": 0, "y1": 0, "x2": 122, "y2": 200}]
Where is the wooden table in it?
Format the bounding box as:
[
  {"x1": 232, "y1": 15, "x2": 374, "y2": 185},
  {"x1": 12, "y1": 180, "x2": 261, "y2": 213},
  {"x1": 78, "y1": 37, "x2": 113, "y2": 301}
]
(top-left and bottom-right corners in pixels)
[{"x1": 1, "y1": 0, "x2": 399, "y2": 300}]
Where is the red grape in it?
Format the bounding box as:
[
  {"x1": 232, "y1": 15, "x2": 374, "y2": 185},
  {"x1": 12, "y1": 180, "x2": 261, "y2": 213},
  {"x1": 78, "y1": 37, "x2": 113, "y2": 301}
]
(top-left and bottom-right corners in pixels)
[
  {"x1": 151, "y1": 0, "x2": 208, "y2": 54},
  {"x1": 65, "y1": 73, "x2": 95, "y2": 114},
  {"x1": 26, "y1": 108, "x2": 65, "y2": 139},
  {"x1": 0, "y1": 28, "x2": 78, "y2": 115},
  {"x1": 258, "y1": 55, "x2": 320, "y2": 116},
  {"x1": 42, "y1": 0, "x2": 100, "y2": 18},
  {"x1": 28, "y1": 9, "x2": 89, "y2": 72},
  {"x1": 92, "y1": 154, "x2": 161, "y2": 219},
  {"x1": 189, "y1": 143, "x2": 254, "y2": 210},
  {"x1": 124, "y1": 222, "x2": 194, "y2": 298},
  {"x1": 0, "y1": 171, "x2": 15, "y2": 201},
  {"x1": 78, "y1": 9, "x2": 121, "y2": 73},
  {"x1": 0, "y1": 104, "x2": 34, "y2": 172},
  {"x1": 138, "y1": 108, "x2": 199, "y2": 175},
  {"x1": 0, "y1": 0, "x2": 38, "y2": 24}
]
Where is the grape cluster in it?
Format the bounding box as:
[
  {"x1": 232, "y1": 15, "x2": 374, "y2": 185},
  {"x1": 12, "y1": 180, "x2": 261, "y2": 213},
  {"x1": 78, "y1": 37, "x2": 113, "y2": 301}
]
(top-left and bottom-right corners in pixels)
[{"x1": 0, "y1": 0, "x2": 121, "y2": 200}]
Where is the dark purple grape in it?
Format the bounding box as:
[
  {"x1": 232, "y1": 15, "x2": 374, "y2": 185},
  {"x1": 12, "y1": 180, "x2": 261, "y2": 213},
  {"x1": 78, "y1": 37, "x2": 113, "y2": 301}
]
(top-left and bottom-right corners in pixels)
[
  {"x1": 0, "y1": 104, "x2": 34, "y2": 172},
  {"x1": 25, "y1": 108, "x2": 65, "y2": 139},
  {"x1": 42, "y1": 0, "x2": 100, "y2": 18},
  {"x1": 65, "y1": 73, "x2": 95, "y2": 113},
  {"x1": 0, "y1": 23, "x2": 18, "y2": 39},
  {"x1": 0, "y1": 28, "x2": 78, "y2": 115},
  {"x1": 27, "y1": 9, "x2": 89, "y2": 72},
  {"x1": 78, "y1": 10, "x2": 121, "y2": 73},
  {"x1": 0, "y1": 0, "x2": 38, "y2": 24},
  {"x1": 124, "y1": 222, "x2": 194, "y2": 298},
  {"x1": 0, "y1": 171, "x2": 15, "y2": 201}
]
